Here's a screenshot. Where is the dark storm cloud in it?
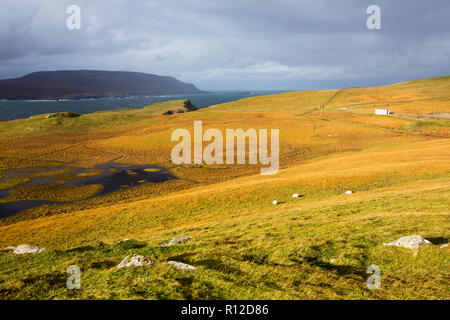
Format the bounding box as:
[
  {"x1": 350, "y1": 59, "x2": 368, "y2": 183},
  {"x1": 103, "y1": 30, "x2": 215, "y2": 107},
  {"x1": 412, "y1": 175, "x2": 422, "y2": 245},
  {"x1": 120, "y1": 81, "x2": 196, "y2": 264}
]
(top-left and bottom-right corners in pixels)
[{"x1": 0, "y1": 0, "x2": 449, "y2": 89}]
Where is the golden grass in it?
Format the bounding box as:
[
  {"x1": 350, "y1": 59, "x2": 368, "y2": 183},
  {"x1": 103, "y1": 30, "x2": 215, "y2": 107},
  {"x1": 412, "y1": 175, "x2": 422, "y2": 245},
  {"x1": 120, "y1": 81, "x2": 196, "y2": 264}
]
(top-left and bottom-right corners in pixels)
[
  {"x1": 351, "y1": 98, "x2": 450, "y2": 115},
  {"x1": 0, "y1": 76, "x2": 449, "y2": 299},
  {"x1": 328, "y1": 76, "x2": 450, "y2": 107},
  {"x1": 143, "y1": 168, "x2": 161, "y2": 172},
  {"x1": 0, "y1": 177, "x2": 31, "y2": 191},
  {"x1": 0, "y1": 139, "x2": 448, "y2": 299},
  {"x1": 1, "y1": 138, "x2": 448, "y2": 247},
  {"x1": 1, "y1": 182, "x2": 103, "y2": 203}
]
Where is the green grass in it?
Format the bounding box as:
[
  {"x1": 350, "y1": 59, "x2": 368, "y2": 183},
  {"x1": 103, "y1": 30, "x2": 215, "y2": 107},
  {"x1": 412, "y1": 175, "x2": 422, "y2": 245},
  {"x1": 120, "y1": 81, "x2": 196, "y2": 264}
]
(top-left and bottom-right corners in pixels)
[
  {"x1": 0, "y1": 100, "x2": 188, "y2": 136},
  {"x1": 0, "y1": 183, "x2": 448, "y2": 300}
]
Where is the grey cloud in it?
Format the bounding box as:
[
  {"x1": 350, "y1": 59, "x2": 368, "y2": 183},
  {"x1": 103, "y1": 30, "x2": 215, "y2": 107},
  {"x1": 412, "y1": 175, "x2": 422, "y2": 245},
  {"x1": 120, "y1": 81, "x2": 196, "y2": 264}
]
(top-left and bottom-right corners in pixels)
[{"x1": 0, "y1": 0, "x2": 449, "y2": 90}]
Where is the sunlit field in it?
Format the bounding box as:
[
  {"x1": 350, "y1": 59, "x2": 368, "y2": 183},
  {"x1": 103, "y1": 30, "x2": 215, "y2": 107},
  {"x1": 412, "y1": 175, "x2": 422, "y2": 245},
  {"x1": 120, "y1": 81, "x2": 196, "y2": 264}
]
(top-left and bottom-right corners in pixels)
[{"x1": 0, "y1": 76, "x2": 449, "y2": 300}]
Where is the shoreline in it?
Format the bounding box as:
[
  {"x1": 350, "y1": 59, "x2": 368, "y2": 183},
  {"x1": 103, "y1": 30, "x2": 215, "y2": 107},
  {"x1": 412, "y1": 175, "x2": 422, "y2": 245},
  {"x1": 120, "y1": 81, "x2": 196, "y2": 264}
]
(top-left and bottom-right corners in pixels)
[{"x1": 0, "y1": 90, "x2": 288, "y2": 122}]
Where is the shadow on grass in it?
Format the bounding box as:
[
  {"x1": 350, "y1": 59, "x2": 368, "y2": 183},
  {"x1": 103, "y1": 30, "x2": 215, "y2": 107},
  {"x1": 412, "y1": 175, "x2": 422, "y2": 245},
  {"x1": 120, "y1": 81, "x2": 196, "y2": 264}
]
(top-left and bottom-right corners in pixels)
[
  {"x1": 196, "y1": 258, "x2": 244, "y2": 276},
  {"x1": 65, "y1": 241, "x2": 108, "y2": 253},
  {"x1": 288, "y1": 254, "x2": 366, "y2": 279},
  {"x1": 241, "y1": 251, "x2": 269, "y2": 265},
  {"x1": 65, "y1": 245, "x2": 98, "y2": 253},
  {"x1": 174, "y1": 276, "x2": 222, "y2": 300},
  {"x1": 427, "y1": 236, "x2": 448, "y2": 245},
  {"x1": 22, "y1": 272, "x2": 67, "y2": 287},
  {"x1": 114, "y1": 239, "x2": 147, "y2": 250},
  {"x1": 0, "y1": 288, "x2": 19, "y2": 298},
  {"x1": 167, "y1": 252, "x2": 197, "y2": 261},
  {"x1": 88, "y1": 259, "x2": 118, "y2": 269}
]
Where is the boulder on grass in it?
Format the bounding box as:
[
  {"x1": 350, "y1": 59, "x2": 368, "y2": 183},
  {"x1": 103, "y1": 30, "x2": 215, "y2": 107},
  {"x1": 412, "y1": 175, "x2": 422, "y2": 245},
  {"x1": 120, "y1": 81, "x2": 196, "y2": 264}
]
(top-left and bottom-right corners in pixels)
[
  {"x1": 383, "y1": 235, "x2": 431, "y2": 250},
  {"x1": 117, "y1": 254, "x2": 156, "y2": 268},
  {"x1": 159, "y1": 236, "x2": 191, "y2": 247},
  {"x1": 13, "y1": 244, "x2": 47, "y2": 255},
  {"x1": 167, "y1": 261, "x2": 196, "y2": 270}
]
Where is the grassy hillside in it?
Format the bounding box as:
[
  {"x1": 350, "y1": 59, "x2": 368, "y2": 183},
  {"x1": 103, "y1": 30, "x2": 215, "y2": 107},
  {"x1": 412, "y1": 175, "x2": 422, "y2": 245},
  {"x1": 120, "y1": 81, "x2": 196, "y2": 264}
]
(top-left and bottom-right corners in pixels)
[
  {"x1": 327, "y1": 76, "x2": 450, "y2": 115},
  {"x1": 0, "y1": 100, "x2": 188, "y2": 136},
  {"x1": 0, "y1": 76, "x2": 449, "y2": 299}
]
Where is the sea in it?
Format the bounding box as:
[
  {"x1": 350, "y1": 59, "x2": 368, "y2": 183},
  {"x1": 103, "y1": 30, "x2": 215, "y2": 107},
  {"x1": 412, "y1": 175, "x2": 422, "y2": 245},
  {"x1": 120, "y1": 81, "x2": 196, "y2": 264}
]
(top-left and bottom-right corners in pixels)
[{"x1": 0, "y1": 90, "x2": 286, "y2": 121}]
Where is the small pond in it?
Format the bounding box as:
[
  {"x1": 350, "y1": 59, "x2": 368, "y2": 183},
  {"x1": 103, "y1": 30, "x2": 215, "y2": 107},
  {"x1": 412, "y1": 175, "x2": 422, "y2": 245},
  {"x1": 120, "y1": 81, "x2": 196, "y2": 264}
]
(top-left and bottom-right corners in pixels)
[{"x1": 0, "y1": 162, "x2": 176, "y2": 218}]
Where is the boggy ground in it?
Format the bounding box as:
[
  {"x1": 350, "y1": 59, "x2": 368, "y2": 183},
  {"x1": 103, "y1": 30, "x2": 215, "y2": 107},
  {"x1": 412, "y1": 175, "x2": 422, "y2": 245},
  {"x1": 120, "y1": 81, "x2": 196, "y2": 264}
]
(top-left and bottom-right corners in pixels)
[{"x1": 0, "y1": 76, "x2": 449, "y2": 299}]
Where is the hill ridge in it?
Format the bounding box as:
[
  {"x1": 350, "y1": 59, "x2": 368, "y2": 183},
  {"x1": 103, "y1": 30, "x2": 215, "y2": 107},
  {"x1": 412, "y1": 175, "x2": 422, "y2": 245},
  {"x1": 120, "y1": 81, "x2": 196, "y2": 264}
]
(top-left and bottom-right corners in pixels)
[{"x1": 0, "y1": 70, "x2": 206, "y2": 100}]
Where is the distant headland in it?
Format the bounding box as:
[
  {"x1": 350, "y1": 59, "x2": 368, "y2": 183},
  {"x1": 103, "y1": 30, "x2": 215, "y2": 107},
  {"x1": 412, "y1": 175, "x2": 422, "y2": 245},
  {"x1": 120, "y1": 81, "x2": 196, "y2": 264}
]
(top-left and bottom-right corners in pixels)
[{"x1": 0, "y1": 70, "x2": 207, "y2": 100}]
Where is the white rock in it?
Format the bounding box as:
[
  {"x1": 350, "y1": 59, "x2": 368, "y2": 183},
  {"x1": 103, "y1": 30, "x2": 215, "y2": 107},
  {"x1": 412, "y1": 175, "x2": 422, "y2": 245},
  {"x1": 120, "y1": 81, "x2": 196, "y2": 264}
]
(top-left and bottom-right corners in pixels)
[
  {"x1": 440, "y1": 243, "x2": 449, "y2": 249},
  {"x1": 4, "y1": 246, "x2": 16, "y2": 251},
  {"x1": 169, "y1": 236, "x2": 191, "y2": 245},
  {"x1": 167, "y1": 261, "x2": 196, "y2": 270},
  {"x1": 159, "y1": 236, "x2": 191, "y2": 247},
  {"x1": 272, "y1": 200, "x2": 278, "y2": 205},
  {"x1": 13, "y1": 244, "x2": 47, "y2": 255},
  {"x1": 330, "y1": 259, "x2": 336, "y2": 264},
  {"x1": 383, "y1": 235, "x2": 431, "y2": 250},
  {"x1": 345, "y1": 190, "x2": 353, "y2": 195},
  {"x1": 117, "y1": 254, "x2": 156, "y2": 268},
  {"x1": 292, "y1": 194, "x2": 299, "y2": 198},
  {"x1": 158, "y1": 242, "x2": 170, "y2": 247}
]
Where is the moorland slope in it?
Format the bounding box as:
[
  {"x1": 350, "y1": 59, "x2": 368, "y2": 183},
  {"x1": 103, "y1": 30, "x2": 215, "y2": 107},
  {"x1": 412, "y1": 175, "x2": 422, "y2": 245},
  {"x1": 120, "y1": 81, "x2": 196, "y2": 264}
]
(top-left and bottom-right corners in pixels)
[{"x1": 0, "y1": 76, "x2": 448, "y2": 299}]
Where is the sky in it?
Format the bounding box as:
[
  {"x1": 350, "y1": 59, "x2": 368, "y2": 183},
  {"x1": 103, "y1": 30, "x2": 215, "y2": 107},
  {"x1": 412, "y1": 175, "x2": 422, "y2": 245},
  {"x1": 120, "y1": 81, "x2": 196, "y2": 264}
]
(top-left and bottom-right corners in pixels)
[{"x1": 0, "y1": 0, "x2": 449, "y2": 90}]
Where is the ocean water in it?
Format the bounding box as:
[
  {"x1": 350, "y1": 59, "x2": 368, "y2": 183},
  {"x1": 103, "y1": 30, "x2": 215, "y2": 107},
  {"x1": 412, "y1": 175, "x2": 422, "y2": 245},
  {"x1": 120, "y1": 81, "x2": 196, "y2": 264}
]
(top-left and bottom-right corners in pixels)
[{"x1": 0, "y1": 90, "x2": 286, "y2": 121}]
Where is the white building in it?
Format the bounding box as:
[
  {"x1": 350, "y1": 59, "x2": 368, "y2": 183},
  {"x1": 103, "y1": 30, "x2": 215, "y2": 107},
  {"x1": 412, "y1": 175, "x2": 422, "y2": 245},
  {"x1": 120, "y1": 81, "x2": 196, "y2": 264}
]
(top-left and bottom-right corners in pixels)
[{"x1": 375, "y1": 109, "x2": 390, "y2": 115}]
